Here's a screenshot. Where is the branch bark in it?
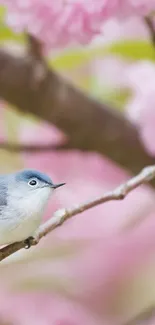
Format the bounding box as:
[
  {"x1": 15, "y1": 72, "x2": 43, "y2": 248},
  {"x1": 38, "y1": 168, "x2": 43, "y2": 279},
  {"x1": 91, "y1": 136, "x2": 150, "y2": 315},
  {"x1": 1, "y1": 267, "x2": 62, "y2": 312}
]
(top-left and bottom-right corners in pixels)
[
  {"x1": 145, "y1": 15, "x2": 155, "y2": 46},
  {"x1": 0, "y1": 165, "x2": 155, "y2": 262},
  {"x1": 0, "y1": 35, "x2": 154, "y2": 177},
  {"x1": 0, "y1": 142, "x2": 66, "y2": 152}
]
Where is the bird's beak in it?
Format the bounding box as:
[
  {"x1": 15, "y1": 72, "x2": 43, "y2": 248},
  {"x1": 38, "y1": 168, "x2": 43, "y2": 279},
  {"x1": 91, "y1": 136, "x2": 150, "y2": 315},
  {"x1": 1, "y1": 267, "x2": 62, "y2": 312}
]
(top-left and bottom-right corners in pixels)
[{"x1": 51, "y1": 182, "x2": 66, "y2": 189}]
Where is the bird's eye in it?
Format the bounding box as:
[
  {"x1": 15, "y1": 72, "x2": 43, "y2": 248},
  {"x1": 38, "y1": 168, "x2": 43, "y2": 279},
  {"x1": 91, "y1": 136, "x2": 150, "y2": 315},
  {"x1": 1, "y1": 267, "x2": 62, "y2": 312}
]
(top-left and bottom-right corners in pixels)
[{"x1": 29, "y1": 179, "x2": 37, "y2": 186}]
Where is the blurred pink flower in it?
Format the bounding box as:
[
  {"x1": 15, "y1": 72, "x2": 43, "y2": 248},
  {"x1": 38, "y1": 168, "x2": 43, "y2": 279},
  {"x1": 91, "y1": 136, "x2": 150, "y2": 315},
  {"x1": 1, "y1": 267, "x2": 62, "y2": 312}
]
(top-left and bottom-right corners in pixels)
[
  {"x1": 93, "y1": 15, "x2": 149, "y2": 45},
  {"x1": 1, "y1": 0, "x2": 155, "y2": 49},
  {"x1": 126, "y1": 93, "x2": 155, "y2": 156},
  {"x1": 125, "y1": 62, "x2": 155, "y2": 156},
  {"x1": 19, "y1": 120, "x2": 66, "y2": 146},
  {"x1": 117, "y1": 0, "x2": 155, "y2": 17},
  {"x1": 1, "y1": 210, "x2": 155, "y2": 324},
  {"x1": 92, "y1": 56, "x2": 128, "y2": 91},
  {"x1": 0, "y1": 293, "x2": 104, "y2": 325},
  {"x1": 125, "y1": 61, "x2": 155, "y2": 98}
]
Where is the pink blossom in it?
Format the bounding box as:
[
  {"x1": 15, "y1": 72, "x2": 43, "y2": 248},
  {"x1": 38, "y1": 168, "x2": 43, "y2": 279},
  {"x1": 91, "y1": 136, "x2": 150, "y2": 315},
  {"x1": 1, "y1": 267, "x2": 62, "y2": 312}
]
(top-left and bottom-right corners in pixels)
[
  {"x1": 117, "y1": 0, "x2": 155, "y2": 17},
  {"x1": 1, "y1": 0, "x2": 155, "y2": 49},
  {"x1": 1, "y1": 209, "x2": 155, "y2": 324},
  {"x1": 127, "y1": 94, "x2": 155, "y2": 156},
  {"x1": 125, "y1": 61, "x2": 155, "y2": 98},
  {"x1": 125, "y1": 62, "x2": 155, "y2": 156}
]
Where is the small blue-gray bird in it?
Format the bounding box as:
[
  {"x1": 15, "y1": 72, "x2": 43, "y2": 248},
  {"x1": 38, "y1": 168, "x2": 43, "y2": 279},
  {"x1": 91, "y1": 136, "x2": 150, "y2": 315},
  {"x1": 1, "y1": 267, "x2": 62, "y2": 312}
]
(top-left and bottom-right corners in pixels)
[{"x1": 0, "y1": 169, "x2": 65, "y2": 246}]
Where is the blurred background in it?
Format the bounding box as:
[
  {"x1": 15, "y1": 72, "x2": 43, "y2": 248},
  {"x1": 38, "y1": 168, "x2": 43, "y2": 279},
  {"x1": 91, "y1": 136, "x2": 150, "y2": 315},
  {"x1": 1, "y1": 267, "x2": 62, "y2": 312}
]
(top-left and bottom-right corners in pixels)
[{"x1": 0, "y1": 2, "x2": 155, "y2": 325}]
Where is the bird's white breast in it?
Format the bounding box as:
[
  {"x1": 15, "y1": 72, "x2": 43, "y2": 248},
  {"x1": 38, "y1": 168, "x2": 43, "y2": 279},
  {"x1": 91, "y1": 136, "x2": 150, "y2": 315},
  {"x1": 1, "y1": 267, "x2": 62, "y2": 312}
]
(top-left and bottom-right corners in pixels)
[{"x1": 0, "y1": 187, "x2": 52, "y2": 245}]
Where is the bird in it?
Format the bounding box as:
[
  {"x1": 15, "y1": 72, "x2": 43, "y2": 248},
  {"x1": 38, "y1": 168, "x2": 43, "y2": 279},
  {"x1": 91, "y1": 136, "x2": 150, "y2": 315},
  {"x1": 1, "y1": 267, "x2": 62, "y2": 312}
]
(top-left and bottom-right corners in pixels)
[{"x1": 0, "y1": 169, "x2": 65, "y2": 246}]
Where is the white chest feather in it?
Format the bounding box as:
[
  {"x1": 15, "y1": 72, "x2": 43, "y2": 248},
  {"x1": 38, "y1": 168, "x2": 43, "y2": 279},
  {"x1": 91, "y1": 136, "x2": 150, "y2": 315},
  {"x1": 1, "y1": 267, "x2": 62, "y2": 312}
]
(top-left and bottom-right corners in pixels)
[{"x1": 0, "y1": 187, "x2": 52, "y2": 245}]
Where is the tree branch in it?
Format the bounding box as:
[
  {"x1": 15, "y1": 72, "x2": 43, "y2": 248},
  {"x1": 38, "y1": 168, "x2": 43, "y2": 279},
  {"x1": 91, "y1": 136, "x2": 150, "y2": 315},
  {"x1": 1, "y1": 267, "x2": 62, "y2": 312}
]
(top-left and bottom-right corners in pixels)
[
  {"x1": 145, "y1": 16, "x2": 155, "y2": 46},
  {"x1": 0, "y1": 142, "x2": 68, "y2": 152},
  {"x1": 0, "y1": 165, "x2": 155, "y2": 262},
  {"x1": 0, "y1": 35, "x2": 154, "y2": 177}
]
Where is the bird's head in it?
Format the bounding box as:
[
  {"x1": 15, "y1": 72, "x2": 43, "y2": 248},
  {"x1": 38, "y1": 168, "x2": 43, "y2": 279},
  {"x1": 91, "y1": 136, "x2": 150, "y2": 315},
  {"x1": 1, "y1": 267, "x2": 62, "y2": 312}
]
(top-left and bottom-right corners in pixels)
[
  {"x1": 15, "y1": 169, "x2": 65, "y2": 191},
  {"x1": 7, "y1": 169, "x2": 65, "y2": 211}
]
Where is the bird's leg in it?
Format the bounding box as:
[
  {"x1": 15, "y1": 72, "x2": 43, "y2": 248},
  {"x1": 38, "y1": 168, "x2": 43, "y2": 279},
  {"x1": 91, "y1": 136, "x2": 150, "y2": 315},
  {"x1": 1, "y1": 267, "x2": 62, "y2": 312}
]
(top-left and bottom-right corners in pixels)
[{"x1": 24, "y1": 236, "x2": 34, "y2": 249}]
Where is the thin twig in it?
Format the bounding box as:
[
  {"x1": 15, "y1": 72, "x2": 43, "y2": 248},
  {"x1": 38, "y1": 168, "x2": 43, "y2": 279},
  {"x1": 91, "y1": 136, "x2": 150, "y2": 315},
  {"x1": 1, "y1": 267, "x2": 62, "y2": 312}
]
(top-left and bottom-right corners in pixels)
[{"x1": 0, "y1": 165, "x2": 155, "y2": 262}]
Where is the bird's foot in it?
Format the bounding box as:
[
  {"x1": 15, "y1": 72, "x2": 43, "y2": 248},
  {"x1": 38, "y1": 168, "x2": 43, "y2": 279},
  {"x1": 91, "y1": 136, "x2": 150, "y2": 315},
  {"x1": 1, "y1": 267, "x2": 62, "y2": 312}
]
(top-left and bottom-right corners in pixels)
[{"x1": 24, "y1": 236, "x2": 34, "y2": 249}]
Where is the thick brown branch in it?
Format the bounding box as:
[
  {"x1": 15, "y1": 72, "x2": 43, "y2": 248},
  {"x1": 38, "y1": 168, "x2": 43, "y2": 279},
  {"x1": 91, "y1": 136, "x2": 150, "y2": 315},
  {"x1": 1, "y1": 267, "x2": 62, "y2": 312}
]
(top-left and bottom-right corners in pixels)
[
  {"x1": 0, "y1": 165, "x2": 155, "y2": 262},
  {"x1": 0, "y1": 36, "x2": 154, "y2": 176}
]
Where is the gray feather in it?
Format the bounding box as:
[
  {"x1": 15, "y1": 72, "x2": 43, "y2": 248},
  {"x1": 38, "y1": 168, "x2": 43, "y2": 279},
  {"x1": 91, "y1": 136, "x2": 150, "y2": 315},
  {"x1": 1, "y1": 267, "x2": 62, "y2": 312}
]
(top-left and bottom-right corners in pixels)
[
  {"x1": 15, "y1": 169, "x2": 53, "y2": 185},
  {"x1": 0, "y1": 176, "x2": 8, "y2": 207}
]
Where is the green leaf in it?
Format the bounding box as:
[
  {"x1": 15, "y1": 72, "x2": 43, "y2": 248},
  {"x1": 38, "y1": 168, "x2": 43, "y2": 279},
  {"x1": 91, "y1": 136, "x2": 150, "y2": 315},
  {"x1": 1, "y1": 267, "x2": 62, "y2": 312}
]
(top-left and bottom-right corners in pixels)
[
  {"x1": 0, "y1": 6, "x2": 24, "y2": 44},
  {"x1": 49, "y1": 49, "x2": 91, "y2": 71},
  {"x1": 107, "y1": 40, "x2": 155, "y2": 61},
  {"x1": 4, "y1": 107, "x2": 22, "y2": 142},
  {"x1": 1, "y1": 106, "x2": 24, "y2": 171},
  {"x1": 49, "y1": 46, "x2": 111, "y2": 71},
  {"x1": 0, "y1": 24, "x2": 24, "y2": 44},
  {"x1": 100, "y1": 89, "x2": 131, "y2": 111},
  {"x1": 0, "y1": 5, "x2": 6, "y2": 20},
  {"x1": 50, "y1": 40, "x2": 155, "y2": 72}
]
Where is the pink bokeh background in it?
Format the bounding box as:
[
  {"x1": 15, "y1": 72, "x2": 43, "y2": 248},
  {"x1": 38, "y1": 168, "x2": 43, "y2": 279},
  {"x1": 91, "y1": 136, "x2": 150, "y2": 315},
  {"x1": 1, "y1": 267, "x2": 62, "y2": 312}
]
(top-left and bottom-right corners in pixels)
[{"x1": 0, "y1": 1, "x2": 155, "y2": 324}]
